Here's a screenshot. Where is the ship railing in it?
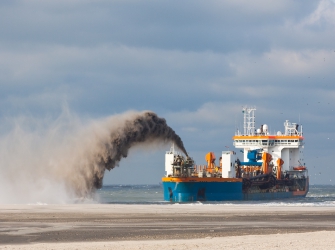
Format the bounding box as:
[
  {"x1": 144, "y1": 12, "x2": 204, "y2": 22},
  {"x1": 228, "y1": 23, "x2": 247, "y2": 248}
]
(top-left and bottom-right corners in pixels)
[{"x1": 166, "y1": 150, "x2": 182, "y2": 155}]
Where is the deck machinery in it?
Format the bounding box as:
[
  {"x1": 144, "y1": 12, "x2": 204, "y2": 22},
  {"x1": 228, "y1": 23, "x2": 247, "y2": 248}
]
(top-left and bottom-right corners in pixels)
[{"x1": 162, "y1": 107, "x2": 309, "y2": 202}]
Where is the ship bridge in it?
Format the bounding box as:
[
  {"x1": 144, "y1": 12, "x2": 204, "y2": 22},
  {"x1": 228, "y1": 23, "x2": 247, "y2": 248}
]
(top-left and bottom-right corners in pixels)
[{"x1": 233, "y1": 107, "x2": 305, "y2": 173}]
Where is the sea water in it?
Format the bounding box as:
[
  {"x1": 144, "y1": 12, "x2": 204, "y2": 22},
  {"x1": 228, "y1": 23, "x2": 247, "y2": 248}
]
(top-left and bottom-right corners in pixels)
[{"x1": 96, "y1": 184, "x2": 335, "y2": 206}]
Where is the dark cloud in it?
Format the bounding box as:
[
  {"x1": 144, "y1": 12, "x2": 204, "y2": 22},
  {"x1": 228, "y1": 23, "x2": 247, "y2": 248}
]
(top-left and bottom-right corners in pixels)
[{"x1": 0, "y1": 1, "x2": 322, "y2": 52}]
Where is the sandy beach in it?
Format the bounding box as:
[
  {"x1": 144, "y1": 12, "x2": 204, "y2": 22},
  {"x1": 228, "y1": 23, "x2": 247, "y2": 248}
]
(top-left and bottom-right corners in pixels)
[{"x1": 1, "y1": 204, "x2": 335, "y2": 249}]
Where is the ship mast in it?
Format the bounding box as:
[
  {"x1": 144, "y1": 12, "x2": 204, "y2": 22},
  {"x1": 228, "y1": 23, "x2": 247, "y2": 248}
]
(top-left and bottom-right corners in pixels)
[{"x1": 242, "y1": 106, "x2": 256, "y2": 136}]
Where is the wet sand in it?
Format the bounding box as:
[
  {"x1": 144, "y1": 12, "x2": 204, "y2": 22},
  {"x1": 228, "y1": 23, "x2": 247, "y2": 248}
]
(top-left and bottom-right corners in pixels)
[{"x1": 1, "y1": 204, "x2": 335, "y2": 249}]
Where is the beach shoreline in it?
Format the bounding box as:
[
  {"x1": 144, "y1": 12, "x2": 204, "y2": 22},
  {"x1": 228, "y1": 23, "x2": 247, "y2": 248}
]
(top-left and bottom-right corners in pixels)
[
  {"x1": 2, "y1": 231, "x2": 335, "y2": 250},
  {"x1": 1, "y1": 204, "x2": 335, "y2": 249}
]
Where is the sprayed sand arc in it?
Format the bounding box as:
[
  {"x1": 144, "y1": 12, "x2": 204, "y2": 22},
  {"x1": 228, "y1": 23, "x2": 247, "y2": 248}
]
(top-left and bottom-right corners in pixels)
[{"x1": 0, "y1": 111, "x2": 187, "y2": 203}]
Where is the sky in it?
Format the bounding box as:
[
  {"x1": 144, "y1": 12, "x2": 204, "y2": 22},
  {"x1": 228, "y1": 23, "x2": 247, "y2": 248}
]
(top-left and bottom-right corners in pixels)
[{"x1": 0, "y1": 0, "x2": 335, "y2": 186}]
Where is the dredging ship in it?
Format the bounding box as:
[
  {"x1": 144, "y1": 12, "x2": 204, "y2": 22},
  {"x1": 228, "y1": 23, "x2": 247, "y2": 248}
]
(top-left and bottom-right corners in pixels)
[{"x1": 162, "y1": 107, "x2": 309, "y2": 202}]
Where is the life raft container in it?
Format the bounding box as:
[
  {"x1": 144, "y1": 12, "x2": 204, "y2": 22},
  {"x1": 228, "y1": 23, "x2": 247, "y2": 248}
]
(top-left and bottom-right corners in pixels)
[{"x1": 293, "y1": 166, "x2": 306, "y2": 171}]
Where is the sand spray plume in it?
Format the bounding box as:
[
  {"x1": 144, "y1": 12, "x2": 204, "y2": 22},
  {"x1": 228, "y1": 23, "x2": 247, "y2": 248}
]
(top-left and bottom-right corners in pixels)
[
  {"x1": 95, "y1": 111, "x2": 187, "y2": 187},
  {"x1": 0, "y1": 110, "x2": 187, "y2": 203}
]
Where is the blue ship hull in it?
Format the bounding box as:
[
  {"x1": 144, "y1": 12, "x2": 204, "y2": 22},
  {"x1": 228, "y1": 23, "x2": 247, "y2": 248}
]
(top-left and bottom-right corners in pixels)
[
  {"x1": 163, "y1": 180, "x2": 309, "y2": 202},
  {"x1": 163, "y1": 181, "x2": 243, "y2": 202}
]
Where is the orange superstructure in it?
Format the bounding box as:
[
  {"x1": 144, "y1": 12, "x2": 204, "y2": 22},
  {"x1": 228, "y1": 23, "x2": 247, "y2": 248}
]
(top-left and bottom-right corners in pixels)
[
  {"x1": 205, "y1": 152, "x2": 216, "y2": 173},
  {"x1": 162, "y1": 177, "x2": 242, "y2": 183},
  {"x1": 262, "y1": 152, "x2": 272, "y2": 174},
  {"x1": 276, "y1": 158, "x2": 284, "y2": 179},
  {"x1": 233, "y1": 135, "x2": 304, "y2": 140}
]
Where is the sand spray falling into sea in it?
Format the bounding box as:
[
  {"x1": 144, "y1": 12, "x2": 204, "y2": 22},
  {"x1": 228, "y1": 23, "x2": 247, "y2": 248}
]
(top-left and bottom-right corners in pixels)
[{"x1": 0, "y1": 110, "x2": 187, "y2": 204}]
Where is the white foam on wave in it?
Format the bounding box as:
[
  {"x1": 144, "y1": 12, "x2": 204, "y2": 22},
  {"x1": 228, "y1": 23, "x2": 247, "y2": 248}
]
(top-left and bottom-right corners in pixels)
[
  {"x1": 170, "y1": 201, "x2": 335, "y2": 207},
  {"x1": 28, "y1": 202, "x2": 48, "y2": 205},
  {"x1": 307, "y1": 194, "x2": 335, "y2": 198},
  {"x1": 255, "y1": 201, "x2": 335, "y2": 207}
]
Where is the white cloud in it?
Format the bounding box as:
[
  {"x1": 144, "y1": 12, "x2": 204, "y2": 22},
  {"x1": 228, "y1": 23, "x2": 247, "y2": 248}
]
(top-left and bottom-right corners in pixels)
[
  {"x1": 165, "y1": 102, "x2": 242, "y2": 128},
  {"x1": 301, "y1": 0, "x2": 335, "y2": 27}
]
